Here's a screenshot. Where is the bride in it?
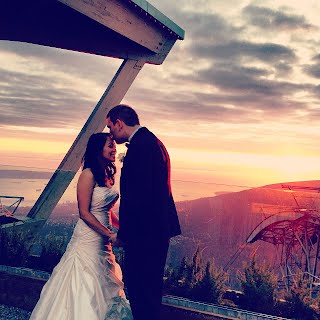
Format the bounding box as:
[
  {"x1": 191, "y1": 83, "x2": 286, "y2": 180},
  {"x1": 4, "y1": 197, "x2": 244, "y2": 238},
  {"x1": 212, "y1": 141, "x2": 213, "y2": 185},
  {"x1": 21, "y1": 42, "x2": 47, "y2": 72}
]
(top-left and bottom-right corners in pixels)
[{"x1": 30, "y1": 133, "x2": 132, "y2": 320}]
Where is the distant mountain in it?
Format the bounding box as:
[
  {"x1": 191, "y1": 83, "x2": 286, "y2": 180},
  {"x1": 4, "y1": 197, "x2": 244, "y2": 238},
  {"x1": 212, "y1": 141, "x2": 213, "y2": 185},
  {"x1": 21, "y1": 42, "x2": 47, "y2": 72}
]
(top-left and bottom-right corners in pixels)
[
  {"x1": 168, "y1": 180, "x2": 320, "y2": 287},
  {"x1": 15, "y1": 202, "x2": 79, "y2": 224},
  {"x1": 0, "y1": 170, "x2": 53, "y2": 179},
  {"x1": 259, "y1": 180, "x2": 320, "y2": 193}
]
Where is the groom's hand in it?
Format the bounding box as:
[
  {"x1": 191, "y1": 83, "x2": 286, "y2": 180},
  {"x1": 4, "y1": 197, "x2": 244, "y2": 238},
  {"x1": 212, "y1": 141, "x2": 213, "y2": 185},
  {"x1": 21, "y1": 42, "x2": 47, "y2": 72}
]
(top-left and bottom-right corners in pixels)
[{"x1": 110, "y1": 233, "x2": 124, "y2": 247}]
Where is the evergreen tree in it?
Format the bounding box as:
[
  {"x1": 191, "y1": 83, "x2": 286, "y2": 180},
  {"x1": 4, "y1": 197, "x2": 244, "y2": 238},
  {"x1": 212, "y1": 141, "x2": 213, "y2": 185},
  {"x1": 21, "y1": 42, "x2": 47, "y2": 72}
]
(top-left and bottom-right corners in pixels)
[
  {"x1": 178, "y1": 256, "x2": 189, "y2": 282},
  {"x1": 187, "y1": 247, "x2": 203, "y2": 288},
  {"x1": 193, "y1": 260, "x2": 227, "y2": 304},
  {"x1": 165, "y1": 255, "x2": 192, "y2": 297},
  {"x1": 163, "y1": 248, "x2": 227, "y2": 304},
  {"x1": 238, "y1": 257, "x2": 277, "y2": 314},
  {"x1": 279, "y1": 275, "x2": 319, "y2": 319}
]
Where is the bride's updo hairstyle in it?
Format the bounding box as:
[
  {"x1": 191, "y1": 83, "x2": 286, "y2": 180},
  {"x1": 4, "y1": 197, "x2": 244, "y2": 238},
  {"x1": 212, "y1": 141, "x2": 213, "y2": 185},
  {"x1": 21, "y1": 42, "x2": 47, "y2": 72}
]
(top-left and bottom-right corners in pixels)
[{"x1": 83, "y1": 133, "x2": 116, "y2": 187}]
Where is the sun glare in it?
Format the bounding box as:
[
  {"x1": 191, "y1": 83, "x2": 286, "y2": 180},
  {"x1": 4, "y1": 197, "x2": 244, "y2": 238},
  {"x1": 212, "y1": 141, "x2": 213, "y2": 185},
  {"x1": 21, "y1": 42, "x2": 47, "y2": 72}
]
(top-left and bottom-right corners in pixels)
[
  {"x1": 0, "y1": 137, "x2": 69, "y2": 154},
  {"x1": 170, "y1": 148, "x2": 320, "y2": 187}
]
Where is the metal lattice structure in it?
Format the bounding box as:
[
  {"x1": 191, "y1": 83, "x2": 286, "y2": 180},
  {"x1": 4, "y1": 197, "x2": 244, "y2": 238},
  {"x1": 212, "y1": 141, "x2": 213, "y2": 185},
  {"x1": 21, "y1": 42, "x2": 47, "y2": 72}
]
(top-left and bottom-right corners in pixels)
[
  {"x1": 247, "y1": 187, "x2": 320, "y2": 291},
  {"x1": 0, "y1": 196, "x2": 24, "y2": 217}
]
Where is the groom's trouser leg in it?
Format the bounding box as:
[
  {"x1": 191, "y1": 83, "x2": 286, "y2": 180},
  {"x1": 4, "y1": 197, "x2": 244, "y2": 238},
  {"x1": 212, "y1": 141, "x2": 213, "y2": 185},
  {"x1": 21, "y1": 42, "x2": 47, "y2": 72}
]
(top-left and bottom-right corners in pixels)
[{"x1": 124, "y1": 240, "x2": 169, "y2": 320}]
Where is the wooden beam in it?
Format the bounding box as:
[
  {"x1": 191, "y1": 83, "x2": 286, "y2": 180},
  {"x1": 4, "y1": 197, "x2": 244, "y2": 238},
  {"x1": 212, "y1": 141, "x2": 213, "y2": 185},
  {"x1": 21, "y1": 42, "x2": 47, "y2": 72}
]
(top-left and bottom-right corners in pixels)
[
  {"x1": 0, "y1": 0, "x2": 183, "y2": 65},
  {"x1": 146, "y1": 37, "x2": 177, "y2": 65},
  {"x1": 28, "y1": 58, "x2": 145, "y2": 220},
  {"x1": 59, "y1": 0, "x2": 168, "y2": 53}
]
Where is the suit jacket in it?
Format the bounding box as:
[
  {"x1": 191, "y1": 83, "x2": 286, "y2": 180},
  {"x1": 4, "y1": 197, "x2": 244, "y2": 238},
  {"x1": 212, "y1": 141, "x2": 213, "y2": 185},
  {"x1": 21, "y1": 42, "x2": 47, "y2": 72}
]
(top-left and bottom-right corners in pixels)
[{"x1": 117, "y1": 127, "x2": 181, "y2": 245}]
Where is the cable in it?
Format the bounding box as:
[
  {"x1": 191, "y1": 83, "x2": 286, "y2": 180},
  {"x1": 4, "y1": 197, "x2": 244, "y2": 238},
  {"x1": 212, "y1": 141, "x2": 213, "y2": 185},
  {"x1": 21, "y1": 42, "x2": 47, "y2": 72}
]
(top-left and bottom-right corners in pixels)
[{"x1": 172, "y1": 179, "x2": 253, "y2": 188}]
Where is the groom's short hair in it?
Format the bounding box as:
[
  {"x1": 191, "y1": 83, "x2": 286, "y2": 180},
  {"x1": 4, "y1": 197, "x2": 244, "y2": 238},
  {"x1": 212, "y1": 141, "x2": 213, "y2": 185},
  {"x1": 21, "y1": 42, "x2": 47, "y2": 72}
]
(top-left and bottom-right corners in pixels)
[{"x1": 107, "y1": 104, "x2": 140, "y2": 126}]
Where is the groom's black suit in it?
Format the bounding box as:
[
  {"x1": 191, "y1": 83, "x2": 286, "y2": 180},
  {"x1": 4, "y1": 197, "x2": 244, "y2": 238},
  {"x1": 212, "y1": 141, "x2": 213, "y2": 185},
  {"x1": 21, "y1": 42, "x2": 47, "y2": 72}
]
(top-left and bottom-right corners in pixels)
[{"x1": 117, "y1": 127, "x2": 181, "y2": 320}]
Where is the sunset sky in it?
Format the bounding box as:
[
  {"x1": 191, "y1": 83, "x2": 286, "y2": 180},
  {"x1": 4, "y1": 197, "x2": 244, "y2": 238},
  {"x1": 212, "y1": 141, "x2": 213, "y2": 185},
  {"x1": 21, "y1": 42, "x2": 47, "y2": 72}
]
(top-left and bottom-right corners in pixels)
[{"x1": 1, "y1": 0, "x2": 320, "y2": 200}]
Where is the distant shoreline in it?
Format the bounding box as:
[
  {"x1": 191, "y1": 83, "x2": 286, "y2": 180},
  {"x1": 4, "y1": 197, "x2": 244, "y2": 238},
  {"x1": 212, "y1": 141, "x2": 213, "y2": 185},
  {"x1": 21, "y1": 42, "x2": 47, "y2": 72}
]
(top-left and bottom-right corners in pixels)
[{"x1": 0, "y1": 170, "x2": 53, "y2": 180}]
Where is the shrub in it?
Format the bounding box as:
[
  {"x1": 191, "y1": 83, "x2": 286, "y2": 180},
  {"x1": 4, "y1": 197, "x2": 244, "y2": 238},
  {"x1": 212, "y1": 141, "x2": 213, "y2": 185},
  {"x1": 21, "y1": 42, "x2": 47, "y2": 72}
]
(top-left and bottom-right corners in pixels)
[
  {"x1": 238, "y1": 257, "x2": 277, "y2": 315},
  {"x1": 277, "y1": 275, "x2": 319, "y2": 319},
  {"x1": 164, "y1": 247, "x2": 227, "y2": 304}
]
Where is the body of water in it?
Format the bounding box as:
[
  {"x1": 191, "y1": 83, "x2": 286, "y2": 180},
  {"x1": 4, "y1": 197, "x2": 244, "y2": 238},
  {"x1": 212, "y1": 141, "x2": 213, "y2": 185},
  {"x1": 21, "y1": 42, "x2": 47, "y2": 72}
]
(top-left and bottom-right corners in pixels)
[
  {"x1": 0, "y1": 165, "x2": 247, "y2": 209},
  {"x1": 0, "y1": 177, "x2": 78, "y2": 207}
]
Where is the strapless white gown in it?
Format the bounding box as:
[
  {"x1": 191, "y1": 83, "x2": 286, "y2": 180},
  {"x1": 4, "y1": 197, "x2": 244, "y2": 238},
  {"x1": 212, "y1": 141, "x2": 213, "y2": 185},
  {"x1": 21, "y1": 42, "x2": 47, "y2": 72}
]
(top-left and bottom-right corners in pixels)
[{"x1": 30, "y1": 186, "x2": 132, "y2": 320}]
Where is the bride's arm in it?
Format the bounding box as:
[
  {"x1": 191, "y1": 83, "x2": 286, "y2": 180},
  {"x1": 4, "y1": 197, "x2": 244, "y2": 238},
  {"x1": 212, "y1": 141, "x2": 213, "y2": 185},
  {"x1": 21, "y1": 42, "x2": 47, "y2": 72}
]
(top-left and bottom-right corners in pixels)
[
  {"x1": 77, "y1": 168, "x2": 114, "y2": 240},
  {"x1": 111, "y1": 210, "x2": 119, "y2": 229}
]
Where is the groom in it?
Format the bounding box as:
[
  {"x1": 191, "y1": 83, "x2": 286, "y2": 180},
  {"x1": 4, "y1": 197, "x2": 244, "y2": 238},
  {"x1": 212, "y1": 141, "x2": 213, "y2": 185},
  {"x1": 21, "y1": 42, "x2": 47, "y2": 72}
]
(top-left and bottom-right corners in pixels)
[{"x1": 106, "y1": 104, "x2": 181, "y2": 320}]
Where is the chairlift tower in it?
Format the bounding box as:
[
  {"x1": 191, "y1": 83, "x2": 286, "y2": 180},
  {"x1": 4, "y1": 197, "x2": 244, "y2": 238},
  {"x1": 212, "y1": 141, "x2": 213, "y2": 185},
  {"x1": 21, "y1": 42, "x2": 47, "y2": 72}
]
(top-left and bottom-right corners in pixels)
[{"x1": 247, "y1": 189, "x2": 320, "y2": 291}]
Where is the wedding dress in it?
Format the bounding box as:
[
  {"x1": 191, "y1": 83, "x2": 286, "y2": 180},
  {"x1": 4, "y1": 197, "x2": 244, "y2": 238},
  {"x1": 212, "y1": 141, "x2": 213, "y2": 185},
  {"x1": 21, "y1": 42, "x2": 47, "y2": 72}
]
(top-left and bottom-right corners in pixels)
[{"x1": 30, "y1": 186, "x2": 132, "y2": 320}]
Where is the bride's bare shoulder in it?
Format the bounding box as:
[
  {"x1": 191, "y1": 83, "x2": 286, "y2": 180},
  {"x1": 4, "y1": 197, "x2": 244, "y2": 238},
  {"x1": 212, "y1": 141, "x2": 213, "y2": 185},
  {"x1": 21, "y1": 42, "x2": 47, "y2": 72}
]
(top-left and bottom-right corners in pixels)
[{"x1": 79, "y1": 168, "x2": 94, "y2": 182}]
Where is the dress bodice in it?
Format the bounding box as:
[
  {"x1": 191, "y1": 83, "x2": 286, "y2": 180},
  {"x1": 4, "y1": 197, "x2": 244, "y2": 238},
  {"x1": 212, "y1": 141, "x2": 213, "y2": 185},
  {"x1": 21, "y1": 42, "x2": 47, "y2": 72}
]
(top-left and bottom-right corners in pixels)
[{"x1": 90, "y1": 186, "x2": 119, "y2": 227}]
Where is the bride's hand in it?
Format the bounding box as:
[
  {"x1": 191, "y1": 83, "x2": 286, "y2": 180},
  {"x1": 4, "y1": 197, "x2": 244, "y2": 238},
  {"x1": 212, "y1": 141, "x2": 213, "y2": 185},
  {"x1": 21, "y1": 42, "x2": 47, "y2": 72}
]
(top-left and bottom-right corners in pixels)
[{"x1": 109, "y1": 233, "x2": 117, "y2": 243}]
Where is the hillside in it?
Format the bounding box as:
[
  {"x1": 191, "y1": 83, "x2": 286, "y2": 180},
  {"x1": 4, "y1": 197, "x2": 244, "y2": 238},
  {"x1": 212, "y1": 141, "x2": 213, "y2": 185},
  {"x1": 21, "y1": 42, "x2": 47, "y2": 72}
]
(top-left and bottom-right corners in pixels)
[
  {"x1": 169, "y1": 180, "x2": 320, "y2": 286},
  {"x1": 12, "y1": 180, "x2": 320, "y2": 287}
]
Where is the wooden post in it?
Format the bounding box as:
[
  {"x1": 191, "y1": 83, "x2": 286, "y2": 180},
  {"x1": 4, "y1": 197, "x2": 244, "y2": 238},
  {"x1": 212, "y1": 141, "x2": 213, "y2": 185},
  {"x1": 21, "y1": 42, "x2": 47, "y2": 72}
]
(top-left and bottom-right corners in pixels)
[{"x1": 28, "y1": 58, "x2": 145, "y2": 220}]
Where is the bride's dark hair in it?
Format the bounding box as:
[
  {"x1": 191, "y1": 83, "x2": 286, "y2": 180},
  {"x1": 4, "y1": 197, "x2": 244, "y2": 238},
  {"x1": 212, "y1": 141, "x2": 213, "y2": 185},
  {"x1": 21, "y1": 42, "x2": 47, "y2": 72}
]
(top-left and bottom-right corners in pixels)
[{"x1": 83, "y1": 133, "x2": 116, "y2": 187}]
